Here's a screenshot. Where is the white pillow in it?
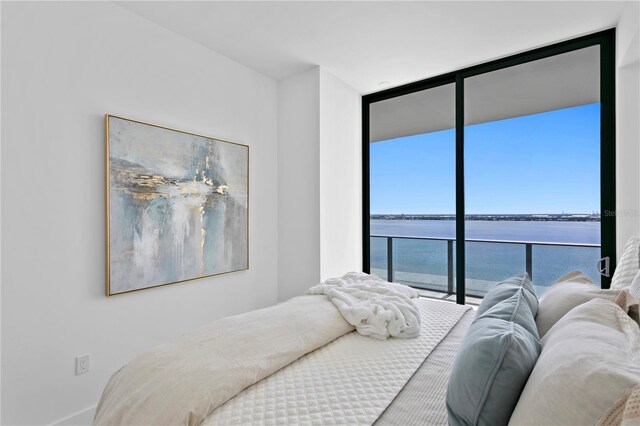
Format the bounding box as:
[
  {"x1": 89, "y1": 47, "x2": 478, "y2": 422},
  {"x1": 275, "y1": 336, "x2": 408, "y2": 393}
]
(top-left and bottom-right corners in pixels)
[
  {"x1": 509, "y1": 298, "x2": 640, "y2": 425},
  {"x1": 536, "y1": 271, "x2": 633, "y2": 337},
  {"x1": 553, "y1": 270, "x2": 595, "y2": 285},
  {"x1": 596, "y1": 384, "x2": 640, "y2": 426},
  {"x1": 626, "y1": 270, "x2": 640, "y2": 325},
  {"x1": 611, "y1": 236, "x2": 640, "y2": 290}
]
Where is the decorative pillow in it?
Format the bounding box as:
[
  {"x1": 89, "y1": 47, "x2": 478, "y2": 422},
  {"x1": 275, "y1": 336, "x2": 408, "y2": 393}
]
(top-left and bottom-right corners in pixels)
[
  {"x1": 509, "y1": 298, "x2": 640, "y2": 425},
  {"x1": 553, "y1": 269, "x2": 594, "y2": 285},
  {"x1": 446, "y1": 288, "x2": 541, "y2": 426},
  {"x1": 478, "y1": 290, "x2": 539, "y2": 337},
  {"x1": 476, "y1": 273, "x2": 537, "y2": 317},
  {"x1": 626, "y1": 270, "x2": 640, "y2": 325},
  {"x1": 536, "y1": 270, "x2": 634, "y2": 337},
  {"x1": 611, "y1": 236, "x2": 640, "y2": 290},
  {"x1": 596, "y1": 384, "x2": 640, "y2": 426}
]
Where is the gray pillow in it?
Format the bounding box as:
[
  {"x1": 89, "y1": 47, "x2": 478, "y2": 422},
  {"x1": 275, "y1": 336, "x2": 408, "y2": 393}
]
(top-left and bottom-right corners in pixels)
[
  {"x1": 447, "y1": 286, "x2": 541, "y2": 426},
  {"x1": 476, "y1": 273, "x2": 538, "y2": 317},
  {"x1": 477, "y1": 290, "x2": 539, "y2": 337}
]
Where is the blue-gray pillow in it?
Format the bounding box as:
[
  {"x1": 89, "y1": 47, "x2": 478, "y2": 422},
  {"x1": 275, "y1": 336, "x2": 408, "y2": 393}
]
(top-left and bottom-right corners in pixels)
[
  {"x1": 446, "y1": 318, "x2": 540, "y2": 426},
  {"x1": 476, "y1": 273, "x2": 538, "y2": 317},
  {"x1": 446, "y1": 287, "x2": 541, "y2": 426},
  {"x1": 478, "y1": 290, "x2": 539, "y2": 337}
]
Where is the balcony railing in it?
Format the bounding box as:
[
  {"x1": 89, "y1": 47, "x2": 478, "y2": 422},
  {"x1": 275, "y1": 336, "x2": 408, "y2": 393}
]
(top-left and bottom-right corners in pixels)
[{"x1": 370, "y1": 234, "x2": 601, "y2": 296}]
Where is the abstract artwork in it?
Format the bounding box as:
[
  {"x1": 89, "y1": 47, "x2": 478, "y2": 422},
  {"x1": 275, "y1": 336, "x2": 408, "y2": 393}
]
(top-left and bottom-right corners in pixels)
[{"x1": 106, "y1": 115, "x2": 248, "y2": 295}]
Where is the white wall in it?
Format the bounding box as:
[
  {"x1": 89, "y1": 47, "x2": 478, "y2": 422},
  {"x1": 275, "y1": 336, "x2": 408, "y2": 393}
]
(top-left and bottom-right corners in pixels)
[
  {"x1": 1, "y1": 2, "x2": 278, "y2": 425},
  {"x1": 277, "y1": 67, "x2": 362, "y2": 300},
  {"x1": 616, "y1": 1, "x2": 640, "y2": 256},
  {"x1": 319, "y1": 69, "x2": 362, "y2": 279},
  {"x1": 277, "y1": 68, "x2": 321, "y2": 301}
]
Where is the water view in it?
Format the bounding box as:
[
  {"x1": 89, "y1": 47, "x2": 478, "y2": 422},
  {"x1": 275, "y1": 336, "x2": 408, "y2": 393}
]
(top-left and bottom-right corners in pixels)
[
  {"x1": 370, "y1": 219, "x2": 601, "y2": 296},
  {"x1": 369, "y1": 102, "x2": 603, "y2": 296}
]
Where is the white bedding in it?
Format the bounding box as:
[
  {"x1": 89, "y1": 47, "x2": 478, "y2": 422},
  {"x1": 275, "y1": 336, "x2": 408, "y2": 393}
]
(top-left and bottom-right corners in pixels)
[
  {"x1": 306, "y1": 272, "x2": 421, "y2": 340},
  {"x1": 203, "y1": 298, "x2": 471, "y2": 426},
  {"x1": 93, "y1": 295, "x2": 354, "y2": 426}
]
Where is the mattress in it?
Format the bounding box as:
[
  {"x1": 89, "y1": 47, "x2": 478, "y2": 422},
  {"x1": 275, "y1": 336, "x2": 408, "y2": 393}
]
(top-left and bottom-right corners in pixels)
[{"x1": 203, "y1": 298, "x2": 472, "y2": 426}]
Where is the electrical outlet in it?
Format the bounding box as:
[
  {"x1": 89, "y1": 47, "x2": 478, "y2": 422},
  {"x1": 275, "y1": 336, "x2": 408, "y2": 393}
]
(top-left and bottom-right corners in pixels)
[{"x1": 76, "y1": 354, "x2": 90, "y2": 375}]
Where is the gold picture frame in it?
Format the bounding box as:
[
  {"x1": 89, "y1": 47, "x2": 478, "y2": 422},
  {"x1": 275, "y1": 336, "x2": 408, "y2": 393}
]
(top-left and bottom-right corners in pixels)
[{"x1": 105, "y1": 115, "x2": 249, "y2": 296}]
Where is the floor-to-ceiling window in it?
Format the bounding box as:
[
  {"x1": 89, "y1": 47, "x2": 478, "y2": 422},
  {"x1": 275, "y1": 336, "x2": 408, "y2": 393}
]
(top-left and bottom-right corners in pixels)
[
  {"x1": 369, "y1": 83, "x2": 456, "y2": 292},
  {"x1": 363, "y1": 30, "x2": 615, "y2": 303}
]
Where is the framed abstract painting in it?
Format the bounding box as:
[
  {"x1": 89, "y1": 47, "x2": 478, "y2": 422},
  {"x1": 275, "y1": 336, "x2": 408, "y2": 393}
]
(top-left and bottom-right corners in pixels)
[{"x1": 105, "y1": 115, "x2": 249, "y2": 296}]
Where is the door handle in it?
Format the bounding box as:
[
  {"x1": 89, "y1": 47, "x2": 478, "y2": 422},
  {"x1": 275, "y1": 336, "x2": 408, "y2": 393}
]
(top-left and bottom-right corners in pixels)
[{"x1": 597, "y1": 256, "x2": 610, "y2": 278}]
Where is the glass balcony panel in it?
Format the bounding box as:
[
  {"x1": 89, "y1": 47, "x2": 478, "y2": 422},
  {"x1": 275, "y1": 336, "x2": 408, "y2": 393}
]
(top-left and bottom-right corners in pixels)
[
  {"x1": 465, "y1": 241, "x2": 525, "y2": 297},
  {"x1": 532, "y1": 245, "x2": 601, "y2": 295},
  {"x1": 369, "y1": 236, "x2": 388, "y2": 280},
  {"x1": 372, "y1": 234, "x2": 601, "y2": 303},
  {"x1": 392, "y1": 238, "x2": 452, "y2": 293}
]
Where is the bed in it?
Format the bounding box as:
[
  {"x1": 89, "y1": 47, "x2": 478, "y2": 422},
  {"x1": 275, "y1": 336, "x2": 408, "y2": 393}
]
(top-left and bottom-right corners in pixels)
[
  {"x1": 203, "y1": 299, "x2": 473, "y2": 426},
  {"x1": 93, "y1": 283, "x2": 474, "y2": 426},
  {"x1": 94, "y1": 258, "x2": 640, "y2": 426}
]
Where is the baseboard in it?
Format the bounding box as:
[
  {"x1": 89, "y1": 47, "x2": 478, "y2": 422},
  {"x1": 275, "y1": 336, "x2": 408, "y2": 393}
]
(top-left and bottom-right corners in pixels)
[{"x1": 52, "y1": 405, "x2": 96, "y2": 426}]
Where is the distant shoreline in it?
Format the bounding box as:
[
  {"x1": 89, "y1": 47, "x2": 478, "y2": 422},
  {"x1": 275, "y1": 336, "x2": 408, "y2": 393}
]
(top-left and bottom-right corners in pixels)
[{"x1": 371, "y1": 214, "x2": 601, "y2": 222}]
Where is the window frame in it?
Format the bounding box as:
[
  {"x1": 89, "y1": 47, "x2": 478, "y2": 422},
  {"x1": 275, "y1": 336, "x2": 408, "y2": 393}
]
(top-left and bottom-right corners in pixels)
[{"x1": 362, "y1": 29, "x2": 616, "y2": 302}]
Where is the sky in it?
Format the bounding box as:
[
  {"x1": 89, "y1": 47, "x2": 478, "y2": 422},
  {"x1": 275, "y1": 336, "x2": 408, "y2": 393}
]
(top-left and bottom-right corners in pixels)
[{"x1": 370, "y1": 103, "x2": 600, "y2": 215}]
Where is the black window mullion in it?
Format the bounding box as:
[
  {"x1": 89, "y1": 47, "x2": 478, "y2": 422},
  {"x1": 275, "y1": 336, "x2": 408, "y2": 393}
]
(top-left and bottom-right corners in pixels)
[
  {"x1": 455, "y1": 73, "x2": 466, "y2": 304},
  {"x1": 600, "y1": 31, "x2": 616, "y2": 289},
  {"x1": 362, "y1": 101, "x2": 371, "y2": 273}
]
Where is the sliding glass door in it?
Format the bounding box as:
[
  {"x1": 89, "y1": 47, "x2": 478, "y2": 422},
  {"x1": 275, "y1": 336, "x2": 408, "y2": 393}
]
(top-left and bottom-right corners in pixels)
[
  {"x1": 363, "y1": 30, "x2": 615, "y2": 303},
  {"x1": 464, "y1": 46, "x2": 602, "y2": 297},
  {"x1": 368, "y1": 83, "x2": 457, "y2": 295}
]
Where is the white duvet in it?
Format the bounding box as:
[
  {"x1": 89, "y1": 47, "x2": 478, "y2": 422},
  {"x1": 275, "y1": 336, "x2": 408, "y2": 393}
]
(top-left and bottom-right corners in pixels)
[
  {"x1": 306, "y1": 272, "x2": 421, "y2": 340},
  {"x1": 93, "y1": 273, "x2": 421, "y2": 426},
  {"x1": 93, "y1": 295, "x2": 354, "y2": 426},
  {"x1": 204, "y1": 298, "x2": 471, "y2": 426}
]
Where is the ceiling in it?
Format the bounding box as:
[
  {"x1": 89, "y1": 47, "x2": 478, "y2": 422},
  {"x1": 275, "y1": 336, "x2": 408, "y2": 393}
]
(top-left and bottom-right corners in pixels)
[
  {"x1": 116, "y1": 1, "x2": 627, "y2": 94},
  {"x1": 370, "y1": 45, "x2": 600, "y2": 142}
]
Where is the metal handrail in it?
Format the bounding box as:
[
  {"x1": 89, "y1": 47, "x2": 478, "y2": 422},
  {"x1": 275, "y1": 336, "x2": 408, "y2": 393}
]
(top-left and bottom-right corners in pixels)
[
  {"x1": 370, "y1": 234, "x2": 600, "y2": 248},
  {"x1": 370, "y1": 234, "x2": 600, "y2": 291}
]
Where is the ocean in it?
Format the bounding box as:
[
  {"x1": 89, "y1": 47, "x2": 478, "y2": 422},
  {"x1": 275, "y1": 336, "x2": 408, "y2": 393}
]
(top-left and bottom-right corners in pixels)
[{"x1": 369, "y1": 220, "x2": 601, "y2": 295}]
